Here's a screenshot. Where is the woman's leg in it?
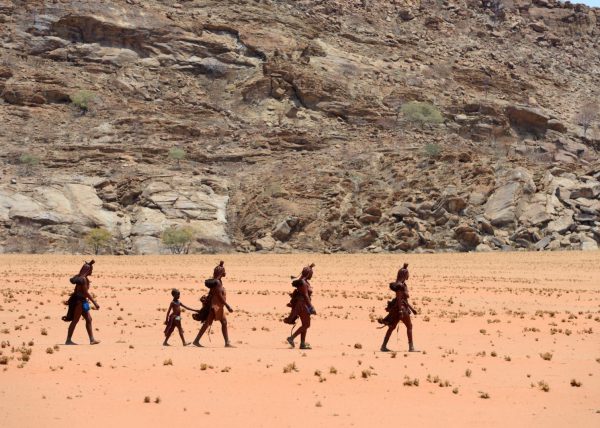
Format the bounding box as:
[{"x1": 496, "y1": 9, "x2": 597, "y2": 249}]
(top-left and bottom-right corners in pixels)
[
  {"x1": 381, "y1": 320, "x2": 399, "y2": 352},
  {"x1": 82, "y1": 311, "x2": 99, "y2": 344},
  {"x1": 221, "y1": 319, "x2": 233, "y2": 347},
  {"x1": 193, "y1": 311, "x2": 214, "y2": 346},
  {"x1": 65, "y1": 304, "x2": 83, "y2": 344},
  {"x1": 402, "y1": 315, "x2": 414, "y2": 351},
  {"x1": 292, "y1": 312, "x2": 311, "y2": 346}
]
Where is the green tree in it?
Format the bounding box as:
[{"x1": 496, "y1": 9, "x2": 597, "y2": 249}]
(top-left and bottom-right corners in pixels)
[
  {"x1": 85, "y1": 228, "x2": 112, "y2": 255},
  {"x1": 70, "y1": 90, "x2": 95, "y2": 114},
  {"x1": 19, "y1": 153, "x2": 40, "y2": 175},
  {"x1": 401, "y1": 101, "x2": 444, "y2": 127},
  {"x1": 162, "y1": 226, "x2": 195, "y2": 254},
  {"x1": 168, "y1": 147, "x2": 186, "y2": 169}
]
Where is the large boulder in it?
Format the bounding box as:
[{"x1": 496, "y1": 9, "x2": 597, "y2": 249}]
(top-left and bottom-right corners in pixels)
[
  {"x1": 484, "y1": 168, "x2": 535, "y2": 227},
  {"x1": 506, "y1": 105, "x2": 549, "y2": 135},
  {"x1": 132, "y1": 236, "x2": 162, "y2": 255},
  {"x1": 341, "y1": 229, "x2": 378, "y2": 251},
  {"x1": 546, "y1": 210, "x2": 575, "y2": 234},
  {"x1": 254, "y1": 234, "x2": 276, "y2": 251},
  {"x1": 272, "y1": 216, "x2": 299, "y2": 241},
  {"x1": 580, "y1": 236, "x2": 598, "y2": 251},
  {"x1": 454, "y1": 225, "x2": 481, "y2": 250},
  {"x1": 518, "y1": 192, "x2": 555, "y2": 227}
]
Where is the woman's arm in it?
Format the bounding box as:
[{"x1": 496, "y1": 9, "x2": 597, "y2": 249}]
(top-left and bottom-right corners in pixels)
[
  {"x1": 301, "y1": 282, "x2": 311, "y2": 304},
  {"x1": 219, "y1": 287, "x2": 233, "y2": 312},
  {"x1": 180, "y1": 302, "x2": 198, "y2": 312},
  {"x1": 84, "y1": 289, "x2": 99, "y2": 309}
]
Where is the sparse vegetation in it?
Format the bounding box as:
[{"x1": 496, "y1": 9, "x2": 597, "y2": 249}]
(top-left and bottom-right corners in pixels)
[
  {"x1": 538, "y1": 380, "x2": 550, "y2": 392},
  {"x1": 424, "y1": 143, "x2": 442, "y2": 158},
  {"x1": 403, "y1": 376, "x2": 419, "y2": 387},
  {"x1": 70, "y1": 90, "x2": 95, "y2": 114},
  {"x1": 161, "y1": 226, "x2": 195, "y2": 255},
  {"x1": 19, "y1": 153, "x2": 40, "y2": 176},
  {"x1": 85, "y1": 228, "x2": 112, "y2": 255},
  {"x1": 576, "y1": 102, "x2": 598, "y2": 137},
  {"x1": 168, "y1": 147, "x2": 186, "y2": 169},
  {"x1": 570, "y1": 379, "x2": 582, "y2": 387},
  {"x1": 539, "y1": 352, "x2": 553, "y2": 361},
  {"x1": 283, "y1": 362, "x2": 298, "y2": 373},
  {"x1": 401, "y1": 101, "x2": 444, "y2": 127}
]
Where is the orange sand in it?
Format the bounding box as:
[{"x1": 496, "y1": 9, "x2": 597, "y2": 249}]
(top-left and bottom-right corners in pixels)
[{"x1": 0, "y1": 253, "x2": 599, "y2": 427}]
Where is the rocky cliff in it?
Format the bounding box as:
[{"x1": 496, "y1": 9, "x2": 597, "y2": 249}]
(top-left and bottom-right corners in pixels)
[{"x1": 0, "y1": 0, "x2": 599, "y2": 254}]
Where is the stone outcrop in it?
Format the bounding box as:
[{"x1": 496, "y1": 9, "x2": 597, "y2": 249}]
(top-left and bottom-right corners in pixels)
[{"x1": 0, "y1": 0, "x2": 598, "y2": 253}]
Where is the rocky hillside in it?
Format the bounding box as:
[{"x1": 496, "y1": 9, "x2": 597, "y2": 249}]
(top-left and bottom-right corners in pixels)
[{"x1": 0, "y1": 0, "x2": 599, "y2": 254}]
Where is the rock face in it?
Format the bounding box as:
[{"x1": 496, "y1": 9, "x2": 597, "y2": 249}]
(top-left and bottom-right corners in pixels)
[
  {"x1": 0, "y1": 175, "x2": 229, "y2": 254},
  {"x1": 0, "y1": 0, "x2": 598, "y2": 253},
  {"x1": 484, "y1": 168, "x2": 536, "y2": 227}
]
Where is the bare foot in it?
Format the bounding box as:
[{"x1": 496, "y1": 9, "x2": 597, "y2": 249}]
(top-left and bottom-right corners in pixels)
[
  {"x1": 163, "y1": 342, "x2": 170, "y2": 346},
  {"x1": 65, "y1": 340, "x2": 77, "y2": 345},
  {"x1": 381, "y1": 346, "x2": 391, "y2": 352},
  {"x1": 90, "y1": 340, "x2": 100, "y2": 345},
  {"x1": 286, "y1": 337, "x2": 295, "y2": 348},
  {"x1": 192, "y1": 341, "x2": 203, "y2": 347},
  {"x1": 225, "y1": 342, "x2": 235, "y2": 348},
  {"x1": 182, "y1": 342, "x2": 189, "y2": 346}
]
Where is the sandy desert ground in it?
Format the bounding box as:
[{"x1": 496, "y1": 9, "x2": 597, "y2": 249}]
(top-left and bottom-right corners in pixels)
[{"x1": 0, "y1": 252, "x2": 598, "y2": 428}]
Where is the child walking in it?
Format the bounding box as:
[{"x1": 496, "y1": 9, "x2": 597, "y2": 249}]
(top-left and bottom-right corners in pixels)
[{"x1": 164, "y1": 289, "x2": 196, "y2": 346}]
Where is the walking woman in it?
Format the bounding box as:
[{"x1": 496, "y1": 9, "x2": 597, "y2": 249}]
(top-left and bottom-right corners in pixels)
[
  {"x1": 378, "y1": 263, "x2": 416, "y2": 352},
  {"x1": 63, "y1": 260, "x2": 100, "y2": 345},
  {"x1": 192, "y1": 261, "x2": 234, "y2": 347},
  {"x1": 286, "y1": 263, "x2": 316, "y2": 350}
]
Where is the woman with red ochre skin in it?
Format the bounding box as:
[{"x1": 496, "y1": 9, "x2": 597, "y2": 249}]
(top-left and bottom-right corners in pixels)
[
  {"x1": 379, "y1": 263, "x2": 416, "y2": 352},
  {"x1": 287, "y1": 263, "x2": 316, "y2": 350},
  {"x1": 192, "y1": 261, "x2": 234, "y2": 348},
  {"x1": 64, "y1": 260, "x2": 100, "y2": 345}
]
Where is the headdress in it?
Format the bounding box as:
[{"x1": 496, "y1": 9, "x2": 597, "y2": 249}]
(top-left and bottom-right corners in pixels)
[{"x1": 213, "y1": 261, "x2": 226, "y2": 279}]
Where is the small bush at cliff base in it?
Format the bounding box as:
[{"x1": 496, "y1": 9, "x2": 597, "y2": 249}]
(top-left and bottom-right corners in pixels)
[
  {"x1": 85, "y1": 228, "x2": 112, "y2": 255},
  {"x1": 161, "y1": 226, "x2": 195, "y2": 254}
]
